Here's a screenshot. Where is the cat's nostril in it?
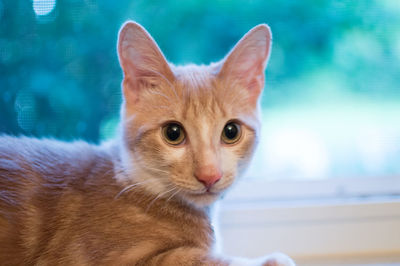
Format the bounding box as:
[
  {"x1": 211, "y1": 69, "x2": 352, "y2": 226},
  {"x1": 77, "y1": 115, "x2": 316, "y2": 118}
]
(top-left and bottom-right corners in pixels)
[
  {"x1": 194, "y1": 168, "x2": 222, "y2": 190},
  {"x1": 198, "y1": 178, "x2": 220, "y2": 190}
]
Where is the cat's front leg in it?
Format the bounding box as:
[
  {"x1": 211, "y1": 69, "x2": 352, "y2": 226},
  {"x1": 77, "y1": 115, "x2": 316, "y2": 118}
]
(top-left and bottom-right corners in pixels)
[
  {"x1": 142, "y1": 247, "x2": 294, "y2": 266},
  {"x1": 142, "y1": 246, "x2": 230, "y2": 265}
]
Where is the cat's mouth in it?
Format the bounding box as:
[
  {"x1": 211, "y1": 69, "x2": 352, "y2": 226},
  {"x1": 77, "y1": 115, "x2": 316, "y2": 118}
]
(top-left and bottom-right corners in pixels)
[
  {"x1": 181, "y1": 186, "x2": 222, "y2": 196},
  {"x1": 170, "y1": 179, "x2": 230, "y2": 205},
  {"x1": 189, "y1": 190, "x2": 219, "y2": 197},
  {"x1": 173, "y1": 178, "x2": 235, "y2": 203},
  {"x1": 177, "y1": 188, "x2": 222, "y2": 206}
]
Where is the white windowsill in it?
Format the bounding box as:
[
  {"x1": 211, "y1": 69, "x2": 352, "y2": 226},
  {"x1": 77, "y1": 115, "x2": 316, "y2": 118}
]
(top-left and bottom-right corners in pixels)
[{"x1": 217, "y1": 177, "x2": 400, "y2": 265}]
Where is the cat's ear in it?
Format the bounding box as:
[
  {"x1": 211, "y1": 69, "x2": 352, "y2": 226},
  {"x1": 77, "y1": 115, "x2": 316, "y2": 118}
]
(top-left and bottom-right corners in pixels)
[
  {"x1": 218, "y1": 24, "x2": 272, "y2": 104},
  {"x1": 117, "y1": 21, "x2": 174, "y2": 103}
]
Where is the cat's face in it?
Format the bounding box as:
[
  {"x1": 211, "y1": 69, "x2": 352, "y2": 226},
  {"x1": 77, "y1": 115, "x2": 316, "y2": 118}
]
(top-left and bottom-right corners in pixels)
[{"x1": 117, "y1": 22, "x2": 271, "y2": 207}]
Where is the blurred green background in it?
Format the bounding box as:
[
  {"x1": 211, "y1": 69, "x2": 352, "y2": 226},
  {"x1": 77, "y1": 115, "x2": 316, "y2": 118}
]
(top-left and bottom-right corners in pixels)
[{"x1": 1, "y1": 0, "x2": 399, "y2": 179}]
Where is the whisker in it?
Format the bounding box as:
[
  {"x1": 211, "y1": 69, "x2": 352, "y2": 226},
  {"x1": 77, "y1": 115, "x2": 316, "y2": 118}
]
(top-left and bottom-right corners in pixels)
[
  {"x1": 165, "y1": 188, "x2": 181, "y2": 203},
  {"x1": 145, "y1": 187, "x2": 177, "y2": 212},
  {"x1": 114, "y1": 179, "x2": 156, "y2": 199}
]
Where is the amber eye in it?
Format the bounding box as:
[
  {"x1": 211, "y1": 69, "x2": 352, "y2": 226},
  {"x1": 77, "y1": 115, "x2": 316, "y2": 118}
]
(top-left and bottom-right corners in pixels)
[
  {"x1": 221, "y1": 122, "x2": 241, "y2": 144},
  {"x1": 162, "y1": 123, "x2": 185, "y2": 145}
]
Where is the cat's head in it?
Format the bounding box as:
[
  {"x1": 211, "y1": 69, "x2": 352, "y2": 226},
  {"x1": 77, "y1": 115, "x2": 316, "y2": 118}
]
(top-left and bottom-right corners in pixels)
[{"x1": 117, "y1": 21, "x2": 271, "y2": 207}]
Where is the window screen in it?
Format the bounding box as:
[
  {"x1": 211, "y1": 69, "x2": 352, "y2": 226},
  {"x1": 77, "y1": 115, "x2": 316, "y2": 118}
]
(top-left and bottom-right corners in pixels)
[{"x1": 1, "y1": 0, "x2": 399, "y2": 181}]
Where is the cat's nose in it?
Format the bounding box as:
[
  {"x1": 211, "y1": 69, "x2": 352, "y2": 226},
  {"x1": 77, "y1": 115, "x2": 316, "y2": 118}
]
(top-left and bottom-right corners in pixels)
[{"x1": 194, "y1": 166, "x2": 222, "y2": 190}]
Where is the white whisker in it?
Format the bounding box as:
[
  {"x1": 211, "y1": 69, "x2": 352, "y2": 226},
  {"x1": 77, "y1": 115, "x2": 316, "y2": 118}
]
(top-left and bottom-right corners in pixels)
[
  {"x1": 114, "y1": 179, "x2": 156, "y2": 199},
  {"x1": 145, "y1": 186, "x2": 177, "y2": 212},
  {"x1": 166, "y1": 188, "x2": 181, "y2": 203}
]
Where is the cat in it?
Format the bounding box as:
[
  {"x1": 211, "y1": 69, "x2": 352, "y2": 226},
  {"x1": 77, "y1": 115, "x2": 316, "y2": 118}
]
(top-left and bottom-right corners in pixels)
[{"x1": 0, "y1": 21, "x2": 295, "y2": 265}]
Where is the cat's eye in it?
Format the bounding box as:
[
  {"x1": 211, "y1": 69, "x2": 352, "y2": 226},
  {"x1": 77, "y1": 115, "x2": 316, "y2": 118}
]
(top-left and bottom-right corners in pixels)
[
  {"x1": 162, "y1": 122, "x2": 185, "y2": 145},
  {"x1": 221, "y1": 122, "x2": 241, "y2": 144}
]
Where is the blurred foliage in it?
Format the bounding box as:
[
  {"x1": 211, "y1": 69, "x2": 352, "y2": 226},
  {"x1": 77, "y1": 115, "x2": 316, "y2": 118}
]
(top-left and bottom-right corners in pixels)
[{"x1": 0, "y1": 0, "x2": 400, "y2": 142}]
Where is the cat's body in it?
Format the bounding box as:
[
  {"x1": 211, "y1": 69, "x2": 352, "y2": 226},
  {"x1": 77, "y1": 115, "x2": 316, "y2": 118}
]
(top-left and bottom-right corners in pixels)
[
  {"x1": 0, "y1": 22, "x2": 295, "y2": 265},
  {"x1": 0, "y1": 137, "x2": 215, "y2": 265}
]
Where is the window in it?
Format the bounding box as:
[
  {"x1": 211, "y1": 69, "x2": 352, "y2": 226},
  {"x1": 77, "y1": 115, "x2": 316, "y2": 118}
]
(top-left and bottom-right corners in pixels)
[{"x1": 1, "y1": 0, "x2": 400, "y2": 264}]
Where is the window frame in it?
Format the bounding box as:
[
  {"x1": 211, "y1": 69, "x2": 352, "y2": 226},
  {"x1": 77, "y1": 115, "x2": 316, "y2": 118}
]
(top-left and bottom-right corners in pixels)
[{"x1": 224, "y1": 176, "x2": 400, "y2": 203}]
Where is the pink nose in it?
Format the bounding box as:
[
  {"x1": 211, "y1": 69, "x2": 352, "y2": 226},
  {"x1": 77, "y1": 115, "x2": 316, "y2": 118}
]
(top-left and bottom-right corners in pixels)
[{"x1": 194, "y1": 166, "x2": 222, "y2": 190}]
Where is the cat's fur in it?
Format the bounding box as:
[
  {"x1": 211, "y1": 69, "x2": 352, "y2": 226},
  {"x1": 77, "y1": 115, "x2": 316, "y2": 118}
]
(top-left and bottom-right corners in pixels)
[{"x1": 0, "y1": 22, "x2": 294, "y2": 265}]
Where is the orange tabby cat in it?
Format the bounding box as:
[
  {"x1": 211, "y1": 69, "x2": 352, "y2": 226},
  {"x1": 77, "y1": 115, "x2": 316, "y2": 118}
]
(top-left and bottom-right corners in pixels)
[{"x1": 0, "y1": 22, "x2": 295, "y2": 265}]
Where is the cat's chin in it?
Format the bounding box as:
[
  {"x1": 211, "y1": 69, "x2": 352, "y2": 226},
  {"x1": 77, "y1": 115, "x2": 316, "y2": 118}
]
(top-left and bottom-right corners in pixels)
[{"x1": 179, "y1": 191, "x2": 221, "y2": 207}]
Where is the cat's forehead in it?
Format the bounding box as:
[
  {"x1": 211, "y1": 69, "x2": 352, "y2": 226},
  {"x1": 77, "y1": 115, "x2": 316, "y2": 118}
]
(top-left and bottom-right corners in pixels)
[
  {"x1": 172, "y1": 64, "x2": 215, "y2": 88},
  {"x1": 172, "y1": 64, "x2": 228, "y2": 120}
]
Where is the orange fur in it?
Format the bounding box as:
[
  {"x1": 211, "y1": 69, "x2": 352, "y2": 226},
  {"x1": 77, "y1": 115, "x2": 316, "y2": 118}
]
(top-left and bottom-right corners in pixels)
[{"x1": 0, "y1": 21, "x2": 294, "y2": 265}]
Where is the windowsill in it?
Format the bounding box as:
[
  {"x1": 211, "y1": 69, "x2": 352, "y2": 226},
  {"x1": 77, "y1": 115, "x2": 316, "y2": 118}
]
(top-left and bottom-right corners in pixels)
[
  {"x1": 218, "y1": 193, "x2": 400, "y2": 264},
  {"x1": 293, "y1": 253, "x2": 400, "y2": 266}
]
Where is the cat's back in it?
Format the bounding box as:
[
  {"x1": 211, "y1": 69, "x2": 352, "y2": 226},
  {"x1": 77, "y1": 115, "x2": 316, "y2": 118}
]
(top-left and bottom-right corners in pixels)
[
  {"x1": 0, "y1": 135, "x2": 101, "y2": 173},
  {"x1": 0, "y1": 135, "x2": 112, "y2": 183},
  {"x1": 0, "y1": 135, "x2": 115, "y2": 264},
  {"x1": 0, "y1": 135, "x2": 113, "y2": 207}
]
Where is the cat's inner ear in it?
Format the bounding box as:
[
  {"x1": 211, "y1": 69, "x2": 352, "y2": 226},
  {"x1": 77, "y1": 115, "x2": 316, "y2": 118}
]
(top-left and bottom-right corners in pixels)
[
  {"x1": 218, "y1": 24, "x2": 272, "y2": 104},
  {"x1": 117, "y1": 21, "x2": 174, "y2": 103}
]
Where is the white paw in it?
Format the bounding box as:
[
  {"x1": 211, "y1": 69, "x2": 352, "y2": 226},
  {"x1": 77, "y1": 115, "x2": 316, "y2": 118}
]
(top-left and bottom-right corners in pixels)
[
  {"x1": 259, "y1": 252, "x2": 296, "y2": 266},
  {"x1": 230, "y1": 253, "x2": 295, "y2": 266}
]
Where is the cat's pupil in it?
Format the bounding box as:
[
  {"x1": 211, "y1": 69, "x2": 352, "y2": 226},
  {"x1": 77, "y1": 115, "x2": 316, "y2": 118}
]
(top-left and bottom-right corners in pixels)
[
  {"x1": 166, "y1": 124, "x2": 181, "y2": 141},
  {"x1": 224, "y1": 123, "x2": 238, "y2": 139}
]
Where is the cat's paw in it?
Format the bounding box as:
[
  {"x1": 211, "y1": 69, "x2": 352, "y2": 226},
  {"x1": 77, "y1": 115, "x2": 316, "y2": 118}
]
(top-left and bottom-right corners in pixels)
[
  {"x1": 229, "y1": 253, "x2": 295, "y2": 266},
  {"x1": 259, "y1": 252, "x2": 295, "y2": 266}
]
